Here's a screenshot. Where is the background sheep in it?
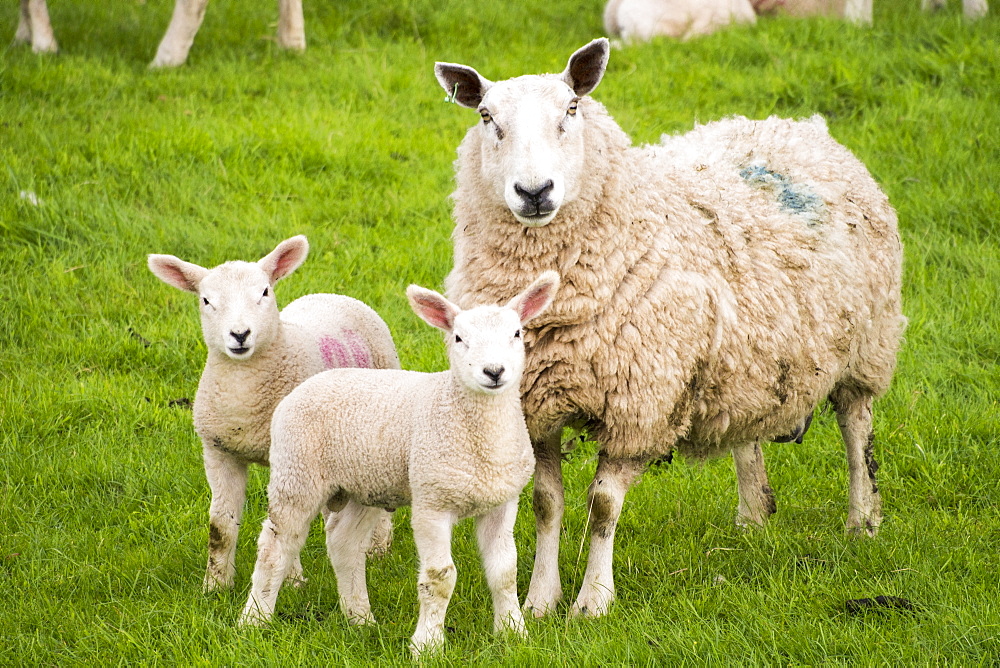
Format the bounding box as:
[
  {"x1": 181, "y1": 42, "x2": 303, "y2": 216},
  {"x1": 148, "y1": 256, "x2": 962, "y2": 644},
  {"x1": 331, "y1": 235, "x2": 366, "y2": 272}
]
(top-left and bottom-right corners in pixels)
[
  {"x1": 603, "y1": 0, "x2": 757, "y2": 42},
  {"x1": 435, "y1": 38, "x2": 905, "y2": 618},
  {"x1": 753, "y1": 0, "x2": 987, "y2": 21},
  {"x1": 12, "y1": 0, "x2": 306, "y2": 66},
  {"x1": 148, "y1": 235, "x2": 398, "y2": 592},
  {"x1": 238, "y1": 272, "x2": 560, "y2": 656}
]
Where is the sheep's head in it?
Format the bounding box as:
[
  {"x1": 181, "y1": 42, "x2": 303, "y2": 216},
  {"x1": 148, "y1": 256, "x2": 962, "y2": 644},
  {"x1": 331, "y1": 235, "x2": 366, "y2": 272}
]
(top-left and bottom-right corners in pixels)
[
  {"x1": 435, "y1": 39, "x2": 610, "y2": 227},
  {"x1": 148, "y1": 236, "x2": 309, "y2": 361},
  {"x1": 407, "y1": 271, "x2": 559, "y2": 394}
]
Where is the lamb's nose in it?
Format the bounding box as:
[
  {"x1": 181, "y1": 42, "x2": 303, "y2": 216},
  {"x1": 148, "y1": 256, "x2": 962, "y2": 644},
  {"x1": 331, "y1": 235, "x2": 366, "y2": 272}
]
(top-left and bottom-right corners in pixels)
[
  {"x1": 231, "y1": 329, "x2": 251, "y2": 345},
  {"x1": 483, "y1": 365, "x2": 505, "y2": 383},
  {"x1": 514, "y1": 180, "x2": 554, "y2": 203}
]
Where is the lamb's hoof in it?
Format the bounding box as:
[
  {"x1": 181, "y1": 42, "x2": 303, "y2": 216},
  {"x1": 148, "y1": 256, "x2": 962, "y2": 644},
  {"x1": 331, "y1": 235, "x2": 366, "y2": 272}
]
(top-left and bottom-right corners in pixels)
[
  {"x1": 32, "y1": 39, "x2": 59, "y2": 54},
  {"x1": 409, "y1": 633, "x2": 445, "y2": 658},
  {"x1": 202, "y1": 574, "x2": 233, "y2": 593},
  {"x1": 523, "y1": 590, "x2": 561, "y2": 618},
  {"x1": 346, "y1": 610, "x2": 376, "y2": 626},
  {"x1": 569, "y1": 591, "x2": 614, "y2": 618},
  {"x1": 846, "y1": 520, "x2": 880, "y2": 538},
  {"x1": 236, "y1": 609, "x2": 269, "y2": 628},
  {"x1": 149, "y1": 47, "x2": 188, "y2": 69},
  {"x1": 277, "y1": 34, "x2": 306, "y2": 51}
]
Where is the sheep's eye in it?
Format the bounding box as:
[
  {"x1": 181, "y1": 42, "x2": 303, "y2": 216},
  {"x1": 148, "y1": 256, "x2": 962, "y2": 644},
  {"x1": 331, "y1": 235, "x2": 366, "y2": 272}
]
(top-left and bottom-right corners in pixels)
[
  {"x1": 263, "y1": 287, "x2": 269, "y2": 297},
  {"x1": 514, "y1": 330, "x2": 521, "y2": 339},
  {"x1": 455, "y1": 334, "x2": 463, "y2": 343},
  {"x1": 567, "y1": 100, "x2": 579, "y2": 117},
  {"x1": 479, "y1": 109, "x2": 492, "y2": 124},
  {"x1": 202, "y1": 297, "x2": 210, "y2": 306}
]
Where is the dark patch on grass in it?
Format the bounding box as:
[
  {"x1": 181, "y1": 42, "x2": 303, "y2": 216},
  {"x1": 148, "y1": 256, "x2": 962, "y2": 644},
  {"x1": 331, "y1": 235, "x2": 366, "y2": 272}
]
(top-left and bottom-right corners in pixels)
[
  {"x1": 127, "y1": 327, "x2": 151, "y2": 348},
  {"x1": 845, "y1": 596, "x2": 916, "y2": 616},
  {"x1": 168, "y1": 397, "x2": 192, "y2": 408}
]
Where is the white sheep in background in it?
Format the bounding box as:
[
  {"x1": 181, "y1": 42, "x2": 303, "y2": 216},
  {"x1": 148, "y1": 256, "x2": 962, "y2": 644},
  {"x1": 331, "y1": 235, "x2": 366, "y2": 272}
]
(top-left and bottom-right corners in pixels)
[
  {"x1": 434, "y1": 38, "x2": 905, "y2": 618},
  {"x1": 604, "y1": 0, "x2": 757, "y2": 42},
  {"x1": 752, "y1": 0, "x2": 988, "y2": 22},
  {"x1": 148, "y1": 235, "x2": 398, "y2": 592},
  {"x1": 238, "y1": 272, "x2": 560, "y2": 656},
  {"x1": 12, "y1": 0, "x2": 306, "y2": 67}
]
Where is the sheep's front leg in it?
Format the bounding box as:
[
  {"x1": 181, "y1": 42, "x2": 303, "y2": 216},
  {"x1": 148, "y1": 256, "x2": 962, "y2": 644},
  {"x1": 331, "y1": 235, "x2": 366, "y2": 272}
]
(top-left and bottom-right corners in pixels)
[
  {"x1": 409, "y1": 509, "x2": 457, "y2": 657},
  {"x1": 844, "y1": 0, "x2": 873, "y2": 23},
  {"x1": 325, "y1": 502, "x2": 384, "y2": 625},
  {"x1": 732, "y1": 441, "x2": 776, "y2": 528},
  {"x1": 202, "y1": 447, "x2": 249, "y2": 591},
  {"x1": 18, "y1": 0, "x2": 58, "y2": 53},
  {"x1": 832, "y1": 391, "x2": 882, "y2": 536},
  {"x1": 571, "y1": 453, "x2": 646, "y2": 618},
  {"x1": 523, "y1": 432, "x2": 564, "y2": 617},
  {"x1": 277, "y1": 0, "x2": 306, "y2": 50},
  {"x1": 964, "y1": 0, "x2": 989, "y2": 19},
  {"x1": 150, "y1": 0, "x2": 210, "y2": 68},
  {"x1": 476, "y1": 500, "x2": 526, "y2": 637}
]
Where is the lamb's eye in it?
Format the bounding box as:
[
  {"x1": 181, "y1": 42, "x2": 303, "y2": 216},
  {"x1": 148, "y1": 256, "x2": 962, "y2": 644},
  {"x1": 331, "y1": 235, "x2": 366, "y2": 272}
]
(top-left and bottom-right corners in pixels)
[
  {"x1": 202, "y1": 297, "x2": 210, "y2": 306},
  {"x1": 263, "y1": 287, "x2": 269, "y2": 297},
  {"x1": 514, "y1": 330, "x2": 521, "y2": 339},
  {"x1": 479, "y1": 109, "x2": 492, "y2": 124},
  {"x1": 567, "y1": 101, "x2": 578, "y2": 117},
  {"x1": 455, "y1": 334, "x2": 463, "y2": 343}
]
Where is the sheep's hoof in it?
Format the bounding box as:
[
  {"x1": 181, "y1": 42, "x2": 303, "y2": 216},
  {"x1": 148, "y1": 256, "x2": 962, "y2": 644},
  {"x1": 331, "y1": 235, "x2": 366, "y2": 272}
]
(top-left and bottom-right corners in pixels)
[
  {"x1": 522, "y1": 591, "x2": 561, "y2": 618},
  {"x1": 202, "y1": 574, "x2": 234, "y2": 593},
  {"x1": 569, "y1": 591, "x2": 614, "y2": 618},
  {"x1": 346, "y1": 610, "x2": 376, "y2": 626},
  {"x1": 236, "y1": 609, "x2": 269, "y2": 628},
  {"x1": 409, "y1": 634, "x2": 445, "y2": 658},
  {"x1": 846, "y1": 520, "x2": 880, "y2": 538}
]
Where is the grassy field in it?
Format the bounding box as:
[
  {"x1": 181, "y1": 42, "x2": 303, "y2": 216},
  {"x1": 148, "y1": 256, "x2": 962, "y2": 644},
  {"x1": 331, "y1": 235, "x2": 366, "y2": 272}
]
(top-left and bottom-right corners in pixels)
[{"x1": 2, "y1": 0, "x2": 999, "y2": 664}]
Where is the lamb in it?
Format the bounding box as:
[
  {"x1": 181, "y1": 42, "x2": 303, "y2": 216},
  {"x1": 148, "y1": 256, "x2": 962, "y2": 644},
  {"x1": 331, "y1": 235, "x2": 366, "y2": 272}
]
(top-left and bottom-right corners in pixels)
[
  {"x1": 603, "y1": 0, "x2": 757, "y2": 42},
  {"x1": 434, "y1": 38, "x2": 906, "y2": 618},
  {"x1": 12, "y1": 0, "x2": 306, "y2": 67},
  {"x1": 147, "y1": 235, "x2": 398, "y2": 592},
  {"x1": 237, "y1": 271, "x2": 560, "y2": 656}
]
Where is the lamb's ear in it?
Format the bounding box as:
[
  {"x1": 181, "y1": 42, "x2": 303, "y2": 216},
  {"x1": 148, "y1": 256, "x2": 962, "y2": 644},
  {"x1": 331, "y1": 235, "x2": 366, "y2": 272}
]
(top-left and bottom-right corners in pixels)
[
  {"x1": 407, "y1": 285, "x2": 461, "y2": 332},
  {"x1": 147, "y1": 254, "x2": 209, "y2": 294},
  {"x1": 507, "y1": 271, "x2": 560, "y2": 325},
  {"x1": 560, "y1": 38, "x2": 609, "y2": 97},
  {"x1": 435, "y1": 62, "x2": 493, "y2": 109},
  {"x1": 259, "y1": 235, "x2": 309, "y2": 284}
]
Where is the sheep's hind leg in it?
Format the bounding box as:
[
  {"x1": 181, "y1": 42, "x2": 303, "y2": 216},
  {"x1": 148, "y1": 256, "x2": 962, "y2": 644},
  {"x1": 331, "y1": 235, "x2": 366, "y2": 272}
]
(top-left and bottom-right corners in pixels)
[
  {"x1": 832, "y1": 389, "x2": 882, "y2": 536},
  {"x1": 325, "y1": 501, "x2": 383, "y2": 625},
  {"x1": 202, "y1": 448, "x2": 248, "y2": 591},
  {"x1": 409, "y1": 508, "x2": 457, "y2": 656},
  {"x1": 150, "y1": 0, "x2": 210, "y2": 68},
  {"x1": 277, "y1": 0, "x2": 306, "y2": 50},
  {"x1": 571, "y1": 452, "x2": 646, "y2": 618},
  {"x1": 523, "y1": 432, "x2": 564, "y2": 617},
  {"x1": 19, "y1": 0, "x2": 58, "y2": 53},
  {"x1": 732, "y1": 441, "x2": 776, "y2": 528},
  {"x1": 238, "y1": 501, "x2": 317, "y2": 626},
  {"x1": 476, "y1": 500, "x2": 526, "y2": 637}
]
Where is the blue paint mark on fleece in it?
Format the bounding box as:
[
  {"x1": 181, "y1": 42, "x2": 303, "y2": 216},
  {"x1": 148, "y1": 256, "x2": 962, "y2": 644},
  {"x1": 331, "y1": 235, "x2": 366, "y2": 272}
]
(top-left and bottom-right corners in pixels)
[{"x1": 740, "y1": 164, "x2": 825, "y2": 226}]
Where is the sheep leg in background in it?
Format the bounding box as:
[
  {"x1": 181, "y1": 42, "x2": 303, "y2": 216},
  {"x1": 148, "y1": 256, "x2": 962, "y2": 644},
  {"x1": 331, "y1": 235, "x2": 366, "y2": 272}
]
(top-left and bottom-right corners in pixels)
[
  {"x1": 277, "y1": 0, "x2": 306, "y2": 50},
  {"x1": 732, "y1": 441, "x2": 776, "y2": 527},
  {"x1": 523, "y1": 431, "x2": 565, "y2": 617},
  {"x1": 409, "y1": 509, "x2": 457, "y2": 656},
  {"x1": 150, "y1": 0, "x2": 209, "y2": 68},
  {"x1": 325, "y1": 501, "x2": 382, "y2": 624},
  {"x1": 963, "y1": 0, "x2": 989, "y2": 18},
  {"x1": 475, "y1": 500, "x2": 526, "y2": 636},
  {"x1": 843, "y1": 0, "x2": 873, "y2": 23},
  {"x1": 832, "y1": 390, "x2": 882, "y2": 536},
  {"x1": 570, "y1": 452, "x2": 646, "y2": 618},
  {"x1": 16, "y1": 0, "x2": 58, "y2": 53},
  {"x1": 202, "y1": 447, "x2": 249, "y2": 591},
  {"x1": 238, "y1": 499, "x2": 318, "y2": 626}
]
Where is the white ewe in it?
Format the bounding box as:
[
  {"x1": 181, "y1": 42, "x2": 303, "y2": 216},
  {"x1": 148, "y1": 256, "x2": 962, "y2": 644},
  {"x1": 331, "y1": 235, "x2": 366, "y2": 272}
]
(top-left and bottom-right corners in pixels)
[
  {"x1": 237, "y1": 272, "x2": 560, "y2": 656},
  {"x1": 435, "y1": 39, "x2": 905, "y2": 618},
  {"x1": 604, "y1": 0, "x2": 757, "y2": 42},
  {"x1": 12, "y1": 0, "x2": 306, "y2": 66},
  {"x1": 148, "y1": 235, "x2": 398, "y2": 592},
  {"x1": 752, "y1": 0, "x2": 988, "y2": 21}
]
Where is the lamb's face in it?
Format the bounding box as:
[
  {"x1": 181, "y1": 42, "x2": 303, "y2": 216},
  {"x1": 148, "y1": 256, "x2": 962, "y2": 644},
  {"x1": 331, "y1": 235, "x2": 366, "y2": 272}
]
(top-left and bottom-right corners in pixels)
[
  {"x1": 448, "y1": 306, "x2": 526, "y2": 395},
  {"x1": 476, "y1": 77, "x2": 588, "y2": 227},
  {"x1": 197, "y1": 262, "x2": 280, "y2": 361}
]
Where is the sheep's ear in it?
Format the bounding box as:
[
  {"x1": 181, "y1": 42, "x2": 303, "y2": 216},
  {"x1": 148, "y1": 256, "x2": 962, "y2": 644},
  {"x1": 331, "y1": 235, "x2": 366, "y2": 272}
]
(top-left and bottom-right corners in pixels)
[
  {"x1": 147, "y1": 254, "x2": 209, "y2": 294},
  {"x1": 259, "y1": 235, "x2": 309, "y2": 285},
  {"x1": 407, "y1": 285, "x2": 461, "y2": 332},
  {"x1": 507, "y1": 271, "x2": 560, "y2": 325},
  {"x1": 560, "y1": 38, "x2": 609, "y2": 97},
  {"x1": 435, "y1": 62, "x2": 493, "y2": 109}
]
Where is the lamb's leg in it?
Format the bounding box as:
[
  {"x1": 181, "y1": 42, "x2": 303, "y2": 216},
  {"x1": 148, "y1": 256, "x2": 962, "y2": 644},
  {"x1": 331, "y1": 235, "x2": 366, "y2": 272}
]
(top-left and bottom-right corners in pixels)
[
  {"x1": 325, "y1": 501, "x2": 383, "y2": 625},
  {"x1": 732, "y1": 441, "x2": 776, "y2": 528},
  {"x1": 964, "y1": 0, "x2": 989, "y2": 19},
  {"x1": 571, "y1": 453, "x2": 646, "y2": 618},
  {"x1": 238, "y1": 500, "x2": 318, "y2": 626},
  {"x1": 475, "y1": 500, "x2": 526, "y2": 637},
  {"x1": 844, "y1": 0, "x2": 873, "y2": 23},
  {"x1": 409, "y1": 508, "x2": 457, "y2": 657},
  {"x1": 523, "y1": 432, "x2": 564, "y2": 617},
  {"x1": 19, "y1": 0, "x2": 58, "y2": 53},
  {"x1": 832, "y1": 390, "x2": 882, "y2": 536},
  {"x1": 277, "y1": 0, "x2": 306, "y2": 51},
  {"x1": 150, "y1": 0, "x2": 210, "y2": 69},
  {"x1": 202, "y1": 447, "x2": 248, "y2": 591}
]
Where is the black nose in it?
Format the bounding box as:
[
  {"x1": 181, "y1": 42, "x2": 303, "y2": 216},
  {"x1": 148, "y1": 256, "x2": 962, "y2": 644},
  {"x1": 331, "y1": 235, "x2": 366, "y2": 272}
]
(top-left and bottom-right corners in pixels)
[
  {"x1": 514, "y1": 180, "x2": 554, "y2": 204},
  {"x1": 231, "y1": 329, "x2": 250, "y2": 345},
  {"x1": 483, "y1": 365, "x2": 505, "y2": 383}
]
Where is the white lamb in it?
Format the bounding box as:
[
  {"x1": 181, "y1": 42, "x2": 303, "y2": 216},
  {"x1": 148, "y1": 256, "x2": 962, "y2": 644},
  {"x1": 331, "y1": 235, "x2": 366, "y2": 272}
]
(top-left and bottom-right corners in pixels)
[
  {"x1": 604, "y1": 0, "x2": 757, "y2": 42},
  {"x1": 237, "y1": 271, "x2": 560, "y2": 656},
  {"x1": 147, "y1": 235, "x2": 398, "y2": 592},
  {"x1": 12, "y1": 0, "x2": 306, "y2": 66},
  {"x1": 435, "y1": 39, "x2": 906, "y2": 618}
]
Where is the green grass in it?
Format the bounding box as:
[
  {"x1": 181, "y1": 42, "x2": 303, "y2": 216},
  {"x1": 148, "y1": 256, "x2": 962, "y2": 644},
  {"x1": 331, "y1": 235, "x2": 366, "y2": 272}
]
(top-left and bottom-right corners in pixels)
[{"x1": 2, "y1": 0, "x2": 999, "y2": 663}]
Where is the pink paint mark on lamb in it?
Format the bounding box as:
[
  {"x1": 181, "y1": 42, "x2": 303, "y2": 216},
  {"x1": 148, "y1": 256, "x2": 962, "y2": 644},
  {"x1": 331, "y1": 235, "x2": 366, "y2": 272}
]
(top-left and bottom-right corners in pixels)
[
  {"x1": 319, "y1": 335, "x2": 350, "y2": 370},
  {"x1": 341, "y1": 329, "x2": 373, "y2": 369}
]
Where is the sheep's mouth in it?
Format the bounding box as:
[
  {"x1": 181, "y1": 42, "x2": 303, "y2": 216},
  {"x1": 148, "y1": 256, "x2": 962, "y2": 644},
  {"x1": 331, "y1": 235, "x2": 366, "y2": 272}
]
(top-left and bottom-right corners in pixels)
[
  {"x1": 228, "y1": 346, "x2": 251, "y2": 357},
  {"x1": 513, "y1": 209, "x2": 557, "y2": 227},
  {"x1": 480, "y1": 379, "x2": 507, "y2": 392}
]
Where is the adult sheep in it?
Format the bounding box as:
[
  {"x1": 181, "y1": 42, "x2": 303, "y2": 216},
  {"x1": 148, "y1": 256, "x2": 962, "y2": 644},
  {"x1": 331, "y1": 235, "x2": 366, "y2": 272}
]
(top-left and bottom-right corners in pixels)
[
  {"x1": 434, "y1": 38, "x2": 905, "y2": 618},
  {"x1": 12, "y1": 0, "x2": 306, "y2": 66},
  {"x1": 751, "y1": 0, "x2": 988, "y2": 21},
  {"x1": 603, "y1": 0, "x2": 757, "y2": 42}
]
